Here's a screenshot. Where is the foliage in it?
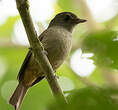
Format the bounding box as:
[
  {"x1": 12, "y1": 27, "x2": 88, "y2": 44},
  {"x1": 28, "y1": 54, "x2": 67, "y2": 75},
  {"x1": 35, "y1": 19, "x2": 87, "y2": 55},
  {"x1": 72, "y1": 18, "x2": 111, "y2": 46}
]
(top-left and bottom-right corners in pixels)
[
  {"x1": 48, "y1": 87, "x2": 118, "y2": 110},
  {"x1": 82, "y1": 31, "x2": 118, "y2": 69}
]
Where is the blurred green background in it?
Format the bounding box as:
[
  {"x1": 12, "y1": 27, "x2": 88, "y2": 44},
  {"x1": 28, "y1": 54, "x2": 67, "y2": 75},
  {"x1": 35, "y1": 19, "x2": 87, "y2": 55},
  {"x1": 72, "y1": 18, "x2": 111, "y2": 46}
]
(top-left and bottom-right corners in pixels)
[{"x1": 1, "y1": 0, "x2": 118, "y2": 110}]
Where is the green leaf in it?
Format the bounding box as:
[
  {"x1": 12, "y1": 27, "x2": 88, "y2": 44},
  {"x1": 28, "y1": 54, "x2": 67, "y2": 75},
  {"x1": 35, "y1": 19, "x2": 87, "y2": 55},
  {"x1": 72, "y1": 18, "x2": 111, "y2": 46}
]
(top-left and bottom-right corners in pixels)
[
  {"x1": 48, "y1": 87, "x2": 118, "y2": 110},
  {"x1": 82, "y1": 30, "x2": 118, "y2": 69}
]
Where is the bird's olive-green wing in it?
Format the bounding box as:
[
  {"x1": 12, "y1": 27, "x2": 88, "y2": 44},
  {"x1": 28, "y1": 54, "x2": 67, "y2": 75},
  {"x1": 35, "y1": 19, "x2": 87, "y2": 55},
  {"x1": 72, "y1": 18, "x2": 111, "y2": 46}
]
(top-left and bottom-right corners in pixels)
[
  {"x1": 17, "y1": 33, "x2": 45, "y2": 83},
  {"x1": 17, "y1": 51, "x2": 32, "y2": 81}
]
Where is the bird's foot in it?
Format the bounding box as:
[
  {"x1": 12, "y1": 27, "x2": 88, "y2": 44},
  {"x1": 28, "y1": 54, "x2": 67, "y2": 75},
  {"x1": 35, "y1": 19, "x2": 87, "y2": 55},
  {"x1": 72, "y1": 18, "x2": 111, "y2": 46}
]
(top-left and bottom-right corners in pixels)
[
  {"x1": 54, "y1": 74, "x2": 59, "y2": 79},
  {"x1": 43, "y1": 50, "x2": 48, "y2": 56}
]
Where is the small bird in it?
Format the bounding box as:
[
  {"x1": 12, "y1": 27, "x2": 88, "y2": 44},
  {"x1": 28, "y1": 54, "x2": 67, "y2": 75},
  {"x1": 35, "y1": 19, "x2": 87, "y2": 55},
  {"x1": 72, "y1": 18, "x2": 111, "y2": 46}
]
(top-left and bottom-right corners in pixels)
[{"x1": 9, "y1": 12, "x2": 86, "y2": 110}]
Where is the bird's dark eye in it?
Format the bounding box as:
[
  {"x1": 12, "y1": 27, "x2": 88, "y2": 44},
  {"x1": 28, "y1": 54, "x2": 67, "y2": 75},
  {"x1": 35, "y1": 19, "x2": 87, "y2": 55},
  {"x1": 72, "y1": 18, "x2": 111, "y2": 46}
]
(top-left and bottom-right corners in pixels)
[{"x1": 64, "y1": 14, "x2": 71, "y2": 21}]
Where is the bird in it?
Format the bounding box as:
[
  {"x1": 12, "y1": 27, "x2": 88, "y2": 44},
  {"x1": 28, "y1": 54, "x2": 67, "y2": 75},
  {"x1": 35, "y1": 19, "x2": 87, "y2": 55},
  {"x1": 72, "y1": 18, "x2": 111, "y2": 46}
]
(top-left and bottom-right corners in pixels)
[{"x1": 9, "y1": 12, "x2": 87, "y2": 110}]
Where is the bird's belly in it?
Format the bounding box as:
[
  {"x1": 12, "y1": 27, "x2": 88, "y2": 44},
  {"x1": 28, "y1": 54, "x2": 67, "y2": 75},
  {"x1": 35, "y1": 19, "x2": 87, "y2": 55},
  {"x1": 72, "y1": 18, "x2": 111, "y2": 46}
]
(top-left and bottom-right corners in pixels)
[{"x1": 46, "y1": 37, "x2": 72, "y2": 70}]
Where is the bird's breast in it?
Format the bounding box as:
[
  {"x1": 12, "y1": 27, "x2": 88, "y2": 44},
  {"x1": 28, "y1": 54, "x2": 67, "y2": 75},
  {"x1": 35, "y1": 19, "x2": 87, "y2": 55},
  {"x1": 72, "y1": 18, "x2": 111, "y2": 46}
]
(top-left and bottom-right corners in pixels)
[{"x1": 42, "y1": 27, "x2": 72, "y2": 70}]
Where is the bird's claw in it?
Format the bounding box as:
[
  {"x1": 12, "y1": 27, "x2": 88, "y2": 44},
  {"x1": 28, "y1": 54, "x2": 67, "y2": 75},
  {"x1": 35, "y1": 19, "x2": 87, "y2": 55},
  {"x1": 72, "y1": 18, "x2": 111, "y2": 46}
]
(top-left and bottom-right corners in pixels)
[
  {"x1": 54, "y1": 74, "x2": 59, "y2": 79},
  {"x1": 43, "y1": 50, "x2": 48, "y2": 56}
]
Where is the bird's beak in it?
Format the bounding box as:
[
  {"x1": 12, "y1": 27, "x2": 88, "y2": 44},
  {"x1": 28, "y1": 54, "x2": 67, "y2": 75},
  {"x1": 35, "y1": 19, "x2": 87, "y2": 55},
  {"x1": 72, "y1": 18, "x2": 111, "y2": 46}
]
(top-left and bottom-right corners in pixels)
[{"x1": 75, "y1": 18, "x2": 87, "y2": 24}]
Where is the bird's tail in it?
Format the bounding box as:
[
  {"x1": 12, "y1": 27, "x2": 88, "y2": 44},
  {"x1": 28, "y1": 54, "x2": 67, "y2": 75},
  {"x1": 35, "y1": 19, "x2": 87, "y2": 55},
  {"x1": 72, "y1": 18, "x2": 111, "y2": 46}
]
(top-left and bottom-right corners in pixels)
[{"x1": 9, "y1": 83, "x2": 28, "y2": 110}]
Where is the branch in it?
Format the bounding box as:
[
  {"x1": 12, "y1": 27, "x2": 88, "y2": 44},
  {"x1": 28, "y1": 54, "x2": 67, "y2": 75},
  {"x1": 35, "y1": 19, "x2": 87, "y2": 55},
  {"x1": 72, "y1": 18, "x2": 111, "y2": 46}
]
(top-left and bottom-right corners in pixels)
[{"x1": 15, "y1": 0, "x2": 67, "y2": 102}]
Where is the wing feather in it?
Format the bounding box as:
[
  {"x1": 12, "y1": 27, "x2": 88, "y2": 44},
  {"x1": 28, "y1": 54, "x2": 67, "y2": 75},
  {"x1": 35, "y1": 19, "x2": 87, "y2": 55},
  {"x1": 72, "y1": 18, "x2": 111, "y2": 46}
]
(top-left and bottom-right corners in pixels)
[{"x1": 17, "y1": 32, "x2": 45, "y2": 82}]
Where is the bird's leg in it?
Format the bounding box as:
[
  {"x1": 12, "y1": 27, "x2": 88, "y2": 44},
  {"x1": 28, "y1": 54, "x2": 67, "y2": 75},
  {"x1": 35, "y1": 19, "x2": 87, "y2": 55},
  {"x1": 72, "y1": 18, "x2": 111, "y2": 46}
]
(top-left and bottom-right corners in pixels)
[
  {"x1": 54, "y1": 73, "x2": 59, "y2": 79},
  {"x1": 43, "y1": 50, "x2": 48, "y2": 56}
]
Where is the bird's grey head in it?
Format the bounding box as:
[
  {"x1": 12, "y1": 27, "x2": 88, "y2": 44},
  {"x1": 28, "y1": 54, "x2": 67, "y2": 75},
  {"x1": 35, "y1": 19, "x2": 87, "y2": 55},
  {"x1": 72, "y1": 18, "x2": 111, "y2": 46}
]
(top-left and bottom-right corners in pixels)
[{"x1": 48, "y1": 12, "x2": 87, "y2": 32}]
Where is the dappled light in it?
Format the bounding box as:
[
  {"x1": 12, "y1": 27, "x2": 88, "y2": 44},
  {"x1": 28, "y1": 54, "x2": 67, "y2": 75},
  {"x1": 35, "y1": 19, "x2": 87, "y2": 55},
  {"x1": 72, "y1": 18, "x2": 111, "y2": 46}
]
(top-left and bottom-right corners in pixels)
[
  {"x1": 70, "y1": 49, "x2": 96, "y2": 77},
  {"x1": 86, "y1": 0, "x2": 118, "y2": 22},
  {"x1": 12, "y1": 19, "x2": 39, "y2": 46},
  {"x1": 0, "y1": 0, "x2": 18, "y2": 26},
  {"x1": 29, "y1": 0, "x2": 56, "y2": 22},
  {"x1": 58, "y1": 76, "x2": 75, "y2": 91}
]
